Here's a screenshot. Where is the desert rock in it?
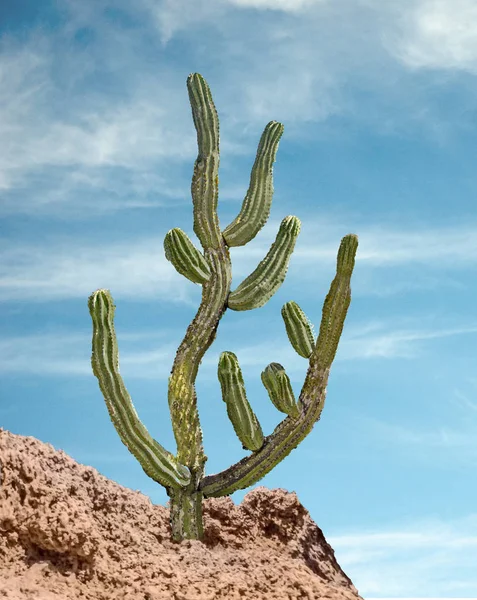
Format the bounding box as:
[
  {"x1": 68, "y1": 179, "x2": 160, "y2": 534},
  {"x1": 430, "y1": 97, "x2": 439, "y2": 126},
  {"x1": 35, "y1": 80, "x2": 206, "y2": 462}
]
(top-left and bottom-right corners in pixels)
[{"x1": 0, "y1": 428, "x2": 363, "y2": 599}]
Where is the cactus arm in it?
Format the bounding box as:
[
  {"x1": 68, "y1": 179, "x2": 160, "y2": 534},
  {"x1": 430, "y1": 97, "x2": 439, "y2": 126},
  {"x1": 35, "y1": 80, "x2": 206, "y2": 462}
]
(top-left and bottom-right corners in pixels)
[
  {"x1": 187, "y1": 73, "x2": 222, "y2": 250},
  {"x1": 261, "y1": 362, "x2": 300, "y2": 419},
  {"x1": 164, "y1": 227, "x2": 211, "y2": 285},
  {"x1": 88, "y1": 289, "x2": 191, "y2": 489},
  {"x1": 281, "y1": 301, "x2": 316, "y2": 358},
  {"x1": 222, "y1": 121, "x2": 284, "y2": 247},
  {"x1": 199, "y1": 234, "x2": 358, "y2": 498},
  {"x1": 227, "y1": 215, "x2": 301, "y2": 311},
  {"x1": 217, "y1": 351, "x2": 265, "y2": 451}
]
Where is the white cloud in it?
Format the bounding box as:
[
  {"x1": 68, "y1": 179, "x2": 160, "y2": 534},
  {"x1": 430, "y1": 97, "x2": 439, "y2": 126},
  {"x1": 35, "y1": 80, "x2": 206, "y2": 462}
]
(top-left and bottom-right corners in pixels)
[
  {"x1": 0, "y1": 18, "x2": 250, "y2": 212},
  {"x1": 3, "y1": 0, "x2": 477, "y2": 218},
  {"x1": 0, "y1": 38, "x2": 196, "y2": 188},
  {"x1": 390, "y1": 0, "x2": 477, "y2": 72},
  {"x1": 0, "y1": 236, "x2": 198, "y2": 304}
]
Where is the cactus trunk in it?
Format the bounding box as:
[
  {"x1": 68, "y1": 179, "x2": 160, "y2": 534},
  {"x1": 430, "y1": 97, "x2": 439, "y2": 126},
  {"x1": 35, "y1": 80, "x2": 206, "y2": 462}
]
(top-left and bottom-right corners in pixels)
[
  {"x1": 167, "y1": 245, "x2": 232, "y2": 471},
  {"x1": 167, "y1": 467, "x2": 205, "y2": 541}
]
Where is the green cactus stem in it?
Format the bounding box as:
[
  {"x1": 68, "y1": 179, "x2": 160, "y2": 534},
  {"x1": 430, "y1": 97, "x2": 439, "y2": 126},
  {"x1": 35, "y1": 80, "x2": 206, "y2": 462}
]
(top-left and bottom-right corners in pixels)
[
  {"x1": 88, "y1": 72, "x2": 359, "y2": 543},
  {"x1": 227, "y1": 215, "x2": 301, "y2": 311},
  {"x1": 261, "y1": 362, "x2": 300, "y2": 419},
  {"x1": 88, "y1": 289, "x2": 191, "y2": 489},
  {"x1": 164, "y1": 228, "x2": 211, "y2": 284},
  {"x1": 199, "y1": 234, "x2": 358, "y2": 498},
  {"x1": 222, "y1": 120, "x2": 284, "y2": 247},
  {"x1": 281, "y1": 301, "x2": 316, "y2": 358},
  {"x1": 218, "y1": 351, "x2": 264, "y2": 451},
  {"x1": 187, "y1": 73, "x2": 222, "y2": 250}
]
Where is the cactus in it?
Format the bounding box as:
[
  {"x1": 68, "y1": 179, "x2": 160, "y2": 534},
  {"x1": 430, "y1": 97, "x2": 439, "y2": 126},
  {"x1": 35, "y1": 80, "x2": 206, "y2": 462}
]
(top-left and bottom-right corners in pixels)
[{"x1": 88, "y1": 72, "x2": 359, "y2": 543}]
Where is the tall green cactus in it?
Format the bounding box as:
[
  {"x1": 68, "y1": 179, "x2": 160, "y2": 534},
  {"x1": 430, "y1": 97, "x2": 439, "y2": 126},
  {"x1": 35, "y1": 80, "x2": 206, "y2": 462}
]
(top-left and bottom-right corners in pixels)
[{"x1": 88, "y1": 73, "x2": 359, "y2": 543}]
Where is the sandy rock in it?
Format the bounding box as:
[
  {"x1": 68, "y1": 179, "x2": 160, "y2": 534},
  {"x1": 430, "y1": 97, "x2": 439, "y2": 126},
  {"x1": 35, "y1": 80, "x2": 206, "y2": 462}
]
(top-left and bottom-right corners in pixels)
[{"x1": 0, "y1": 428, "x2": 363, "y2": 599}]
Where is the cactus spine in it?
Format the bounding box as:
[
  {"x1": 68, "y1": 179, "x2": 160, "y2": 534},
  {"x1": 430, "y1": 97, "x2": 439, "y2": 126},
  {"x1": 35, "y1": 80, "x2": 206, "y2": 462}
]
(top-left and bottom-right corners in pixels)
[{"x1": 88, "y1": 73, "x2": 358, "y2": 543}]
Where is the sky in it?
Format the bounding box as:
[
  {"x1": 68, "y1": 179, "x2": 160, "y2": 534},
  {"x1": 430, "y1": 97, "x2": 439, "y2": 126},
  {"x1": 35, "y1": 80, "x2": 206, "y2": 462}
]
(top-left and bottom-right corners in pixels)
[{"x1": 1, "y1": 0, "x2": 477, "y2": 596}]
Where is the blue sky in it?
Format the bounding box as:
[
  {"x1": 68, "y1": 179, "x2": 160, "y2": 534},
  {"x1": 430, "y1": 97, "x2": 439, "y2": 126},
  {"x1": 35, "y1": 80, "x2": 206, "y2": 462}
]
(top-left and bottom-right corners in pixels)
[{"x1": 1, "y1": 0, "x2": 477, "y2": 596}]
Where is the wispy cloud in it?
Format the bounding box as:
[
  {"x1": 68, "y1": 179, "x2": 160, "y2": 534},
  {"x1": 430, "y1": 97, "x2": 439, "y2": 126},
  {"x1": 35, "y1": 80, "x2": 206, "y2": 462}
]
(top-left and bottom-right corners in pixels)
[
  {"x1": 0, "y1": 331, "x2": 178, "y2": 378},
  {"x1": 0, "y1": 236, "x2": 198, "y2": 304},
  {"x1": 453, "y1": 388, "x2": 477, "y2": 413},
  {"x1": 0, "y1": 15, "x2": 247, "y2": 215},
  {"x1": 3, "y1": 0, "x2": 477, "y2": 218},
  {"x1": 1, "y1": 313, "x2": 476, "y2": 379},
  {"x1": 330, "y1": 513, "x2": 477, "y2": 596},
  {"x1": 226, "y1": 0, "x2": 325, "y2": 11},
  {"x1": 2, "y1": 218, "x2": 477, "y2": 303},
  {"x1": 341, "y1": 321, "x2": 477, "y2": 360},
  {"x1": 351, "y1": 411, "x2": 477, "y2": 467}
]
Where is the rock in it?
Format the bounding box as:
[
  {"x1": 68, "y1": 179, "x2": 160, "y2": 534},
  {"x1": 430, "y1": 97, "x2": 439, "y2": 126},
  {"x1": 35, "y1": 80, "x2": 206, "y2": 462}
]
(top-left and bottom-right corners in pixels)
[{"x1": 0, "y1": 428, "x2": 363, "y2": 599}]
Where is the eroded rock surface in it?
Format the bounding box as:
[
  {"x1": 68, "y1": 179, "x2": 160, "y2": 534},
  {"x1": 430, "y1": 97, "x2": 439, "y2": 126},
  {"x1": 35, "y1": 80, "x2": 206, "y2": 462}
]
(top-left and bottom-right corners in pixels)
[{"x1": 0, "y1": 428, "x2": 363, "y2": 599}]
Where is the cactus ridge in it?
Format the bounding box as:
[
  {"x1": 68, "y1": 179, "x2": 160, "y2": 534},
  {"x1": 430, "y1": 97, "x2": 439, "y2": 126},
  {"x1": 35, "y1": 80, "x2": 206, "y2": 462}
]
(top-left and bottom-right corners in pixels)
[
  {"x1": 164, "y1": 228, "x2": 211, "y2": 284},
  {"x1": 281, "y1": 301, "x2": 315, "y2": 359},
  {"x1": 261, "y1": 362, "x2": 300, "y2": 418},
  {"x1": 187, "y1": 73, "x2": 222, "y2": 250},
  {"x1": 222, "y1": 121, "x2": 284, "y2": 247},
  {"x1": 88, "y1": 289, "x2": 191, "y2": 488},
  {"x1": 217, "y1": 351, "x2": 264, "y2": 451},
  {"x1": 227, "y1": 215, "x2": 301, "y2": 311}
]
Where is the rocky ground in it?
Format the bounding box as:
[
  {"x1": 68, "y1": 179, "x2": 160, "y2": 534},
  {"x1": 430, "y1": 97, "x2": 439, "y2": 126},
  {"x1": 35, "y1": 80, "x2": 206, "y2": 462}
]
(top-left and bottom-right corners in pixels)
[{"x1": 0, "y1": 428, "x2": 364, "y2": 599}]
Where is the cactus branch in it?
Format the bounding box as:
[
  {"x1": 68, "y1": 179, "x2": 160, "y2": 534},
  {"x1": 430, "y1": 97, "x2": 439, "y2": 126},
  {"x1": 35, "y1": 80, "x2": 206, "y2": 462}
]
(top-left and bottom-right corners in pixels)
[
  {"x1": 223, "y1": 121, "x2": 284, "y2": 247},
  {"x1": 187, "y1": 73, "x2": 222, "y2": 250},
  {"x1": 88, "y1": 289, "x2": 191, "y2": 489},
  {"x1": 281, "y1": 301, "x2": 316, "y2": 358},
  {"x1": 261, "y1": 362, "x2": 300, "y2": 419},
  {"x1": 217, "y1": 351, "x2": 264, "y2": 451},
  {"x1": 227, "y1": 215, "x2": 301, "y2": 311},
  {"x1": 164, "y1": 228, "x2": 211, "y2": 284},
  {"x1": 199, "y1": 234, "x2": 357, "y2": 498}
]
